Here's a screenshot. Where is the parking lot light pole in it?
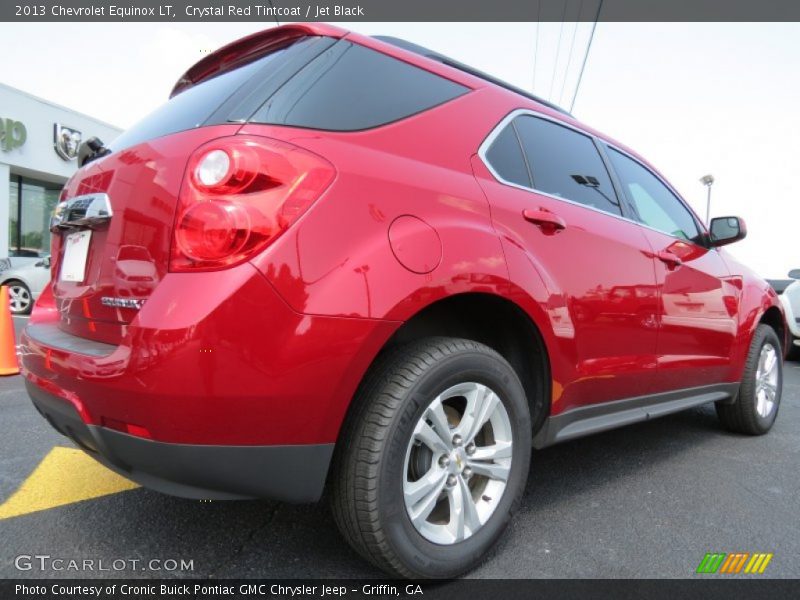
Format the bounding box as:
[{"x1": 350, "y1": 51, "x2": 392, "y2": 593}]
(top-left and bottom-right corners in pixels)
[{"x1": 700, "y1": 174, "x2": 714, "y2": 225}]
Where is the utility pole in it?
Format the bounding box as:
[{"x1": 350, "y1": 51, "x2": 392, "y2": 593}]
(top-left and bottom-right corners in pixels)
[{"x1": 699, "y1": 174, "x2": 714, "y2": 225}]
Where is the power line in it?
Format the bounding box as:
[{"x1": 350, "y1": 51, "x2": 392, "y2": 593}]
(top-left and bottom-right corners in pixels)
[
  {"x1": 558, "y1": 0, "x2": 583, "y2": 106},
  {"x1": 267, "y1": 0, "x2": 280, "y2": 25},
  {"x1": 548, "y1": 1, "x2": 569, "y2": 102},
  {"x1": 569, "y1": 0, "x2": 603, "y2": 113},
  {"x1": 532, "y1": 1, "x2": 541, "y2": 92}
]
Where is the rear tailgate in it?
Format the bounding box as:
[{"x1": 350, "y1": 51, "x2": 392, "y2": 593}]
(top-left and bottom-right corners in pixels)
[{"x1": 51, "y1": 125, "x2": 241, "y2": 345}]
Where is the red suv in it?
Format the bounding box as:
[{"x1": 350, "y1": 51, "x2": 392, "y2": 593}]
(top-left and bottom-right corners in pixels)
[{"x1": 22, "y1": 23, "x2": 786, "y2": 578}]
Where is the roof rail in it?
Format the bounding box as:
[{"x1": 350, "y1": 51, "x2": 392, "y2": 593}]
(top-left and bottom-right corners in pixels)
[{"x1": 373, "y1": 36, "x2": 572, "y2": 117}]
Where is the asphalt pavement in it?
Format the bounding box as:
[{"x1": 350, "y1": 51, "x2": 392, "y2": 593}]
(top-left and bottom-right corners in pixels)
[{"x1": 1, "y1": 317, "x2": 798, "y2": 579}]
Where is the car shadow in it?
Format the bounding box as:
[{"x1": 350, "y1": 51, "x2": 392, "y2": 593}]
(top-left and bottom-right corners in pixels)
[{"x1": 3, "y1": 404, "x2": 743, "y2": 580}]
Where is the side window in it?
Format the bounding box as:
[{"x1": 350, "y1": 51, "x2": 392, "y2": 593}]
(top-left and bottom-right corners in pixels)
[
  {"x1": 250, "y1": 42, "x2": 468, "y2": 131},
  {"x1": 513, "y1": 115, "x2": 623, "y2": 216},
  {"x1": 484, "y1": 123, "x2": 531, "y2": 188},
  {"x1": 607, "y1": 148, "x2": 702, "y2": 243}
]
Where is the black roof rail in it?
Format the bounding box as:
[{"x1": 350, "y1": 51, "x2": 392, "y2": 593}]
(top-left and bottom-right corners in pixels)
[{"x1": 373, "y1": 35, "x2": 572, "y2": 117}]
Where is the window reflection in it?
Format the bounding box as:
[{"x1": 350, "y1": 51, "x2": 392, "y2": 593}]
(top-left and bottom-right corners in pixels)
[{"x1": 8, "y1": 176, "x2": 61, "y2": 257}]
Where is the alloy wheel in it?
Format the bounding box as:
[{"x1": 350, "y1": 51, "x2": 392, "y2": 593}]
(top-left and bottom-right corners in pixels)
[
  {"x1": 402, "y1": 381, "x2": 513, "y2": 545},
  {"x1": 8, "y1": 285, "x2": 31, "y2": 314},
  {"x1": 755, "y1": 343, "x2": 780, "y2": 418}
]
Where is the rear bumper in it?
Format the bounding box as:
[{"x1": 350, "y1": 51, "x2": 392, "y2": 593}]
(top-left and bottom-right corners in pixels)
[
  {"x1": 27, "y1": 381, "x2": 333, "y2": 502},
  {"x1": 20, "y1": 262, "x2": 397, "y2": 446}
]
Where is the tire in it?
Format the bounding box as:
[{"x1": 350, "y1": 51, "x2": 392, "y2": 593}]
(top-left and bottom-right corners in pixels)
[
  {"x1": 330, "y1": 337, "x2": 532, "y2": 578},
  {"x1": 5, "y1": 280, "x2": 33, "y2": 315},
  {"x1": 716, "y1": 324, "x2": 783, "y2": 435}
]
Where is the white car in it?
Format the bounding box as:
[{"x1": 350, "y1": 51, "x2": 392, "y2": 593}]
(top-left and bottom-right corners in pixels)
[
  {"x1": 780, "y1": 269, "x2": 800, "y2": 359},
  {"x1": 0, "y1": 256, "x2": 51, "y2": 315}
]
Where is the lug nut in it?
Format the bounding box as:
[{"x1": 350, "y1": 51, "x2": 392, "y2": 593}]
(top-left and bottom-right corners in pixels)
[
  {"x1": 438, "y1": 455, "x2": 451, "y2": 468},
  {"x1": 452, "y1": 434, "x2": 463, "y2": 447},
  {"x1": 465, "y1": 443, "x2": 476, "y2": 456},
  {"x1": 446, "y1": 474, "x2": 457, "y2": 487},
  {"x1": 462, "y1": 467, "x2": 472, "y2": 478}
]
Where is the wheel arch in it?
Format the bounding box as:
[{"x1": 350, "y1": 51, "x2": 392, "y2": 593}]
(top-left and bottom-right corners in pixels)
[
  {"x1": 759, "y1": 305, "x2": 787, "y2": 356},
  {"x1": 337, "y1": 292, "x2": 553, "y2": 444}
]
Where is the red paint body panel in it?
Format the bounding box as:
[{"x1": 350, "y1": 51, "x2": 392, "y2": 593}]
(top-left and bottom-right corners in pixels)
[
  {"x1": 21, "y1": 24, "x2": 785, "y2": 459},
  {"x1": 22, "y1": 262, "x2": 396, "y2": 445}
]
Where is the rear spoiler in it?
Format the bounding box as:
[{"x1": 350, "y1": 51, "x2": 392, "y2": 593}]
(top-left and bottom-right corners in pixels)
[{"x1": 170, "y1": 23, "x2": 348, "y2": 98}]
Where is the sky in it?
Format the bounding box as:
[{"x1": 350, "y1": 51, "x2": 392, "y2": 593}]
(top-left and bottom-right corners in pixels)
[{"x1": 2, "y1": 21, "x2": 797, "y2": 278}]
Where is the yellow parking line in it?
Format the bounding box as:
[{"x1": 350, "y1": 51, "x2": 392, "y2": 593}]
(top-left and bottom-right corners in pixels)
[{"x1": 0, "y1": 446, "x2": 139, "y2": 520}]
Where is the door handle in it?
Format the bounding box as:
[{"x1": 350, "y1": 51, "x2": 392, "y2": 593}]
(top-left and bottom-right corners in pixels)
[
  {"x1": 522, "y1": 209, "x2": 566, "y2": 232},
  {"x1": 656, "y1": 250, "x2": 682, "y2": 268}
]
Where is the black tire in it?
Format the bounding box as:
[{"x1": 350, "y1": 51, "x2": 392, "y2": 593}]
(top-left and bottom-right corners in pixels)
[
  {"x1": 716, "y1": 324, "x2": 783, "y2": 435},
  {"x1": 330, "y1": 337, "x2": 532, "y2": 578},
  {"x1": 5, "y1": 280, "x2": 33, "y2": 315}
]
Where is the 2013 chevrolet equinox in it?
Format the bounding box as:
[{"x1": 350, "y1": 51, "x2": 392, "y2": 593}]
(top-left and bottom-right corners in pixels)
[{"x1": 21, "y1": 24, "x2": 787, "y2": 578}]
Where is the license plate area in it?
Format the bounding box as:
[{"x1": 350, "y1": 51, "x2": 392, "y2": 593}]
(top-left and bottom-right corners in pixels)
[{"x1": 60, "y1": 230, "x2": 92, "y2": 282}]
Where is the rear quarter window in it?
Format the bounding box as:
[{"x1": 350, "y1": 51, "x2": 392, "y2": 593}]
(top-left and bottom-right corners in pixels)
[
  {"x1": 249, "y1": 41, "x2": 469, "y2": 131},
  {"x1": 110, "y1": 36, "x2": 324, "y2": 152}
]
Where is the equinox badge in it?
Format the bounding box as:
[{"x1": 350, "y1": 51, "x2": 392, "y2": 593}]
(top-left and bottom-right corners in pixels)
[{"x1": 101, "y1": 297, "x2": 145, "y2": 310}]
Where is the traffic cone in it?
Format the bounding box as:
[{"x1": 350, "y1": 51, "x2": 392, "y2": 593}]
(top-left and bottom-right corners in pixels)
[{"x1": 0, "y1": 285, "x2": 20, "y2": 376}]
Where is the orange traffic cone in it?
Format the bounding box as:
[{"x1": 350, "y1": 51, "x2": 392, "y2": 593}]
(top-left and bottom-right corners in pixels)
[{"x1": 0, "y1": 285, "x2": 20, "y2": 376}]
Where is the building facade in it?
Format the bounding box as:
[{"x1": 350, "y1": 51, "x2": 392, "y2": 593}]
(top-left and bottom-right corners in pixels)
[{"x1": 0, "y1": 83, "x2": 122, "y2": 259}]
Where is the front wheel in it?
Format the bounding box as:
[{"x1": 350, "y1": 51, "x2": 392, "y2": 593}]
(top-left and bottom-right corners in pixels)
[
  {"x1": 330, "y1": 337, "x2": 532, "y2": 578},
  {"x1": 716, "y1": 324, "x2": 783, "y2": 435}
]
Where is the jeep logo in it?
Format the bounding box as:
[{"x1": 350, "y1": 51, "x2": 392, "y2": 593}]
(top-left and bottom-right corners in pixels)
[{"x1": 0, "y1": 118, "x2": 26, "y2": 151}]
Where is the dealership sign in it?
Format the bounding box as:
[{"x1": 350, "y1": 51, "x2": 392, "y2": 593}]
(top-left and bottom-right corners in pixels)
[
  {"x1": 0, "y1": 118, "x2": 26, "y2": 151},
  {"x1": 54, "y1": 123, "x2": 82, "y2": 160}
]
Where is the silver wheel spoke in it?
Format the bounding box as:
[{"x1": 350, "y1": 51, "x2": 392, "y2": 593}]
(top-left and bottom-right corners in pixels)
[
  {"x1": 756, "y1": 393, "x2": 767, "y2": 416},
  {"x1": 445, "y1": 476, "x2": 480, "y2": 542},
  {"x1": 406, "y1": 476, "x2": 446, "y2": 528},
  {"x1": 445, "y1": 478, "x2": 475, "y2": 542},
  {"x1": 426, "y1": 397, "x2": 453, "y2": 449},
  {"x1": 466, "y1": 459, "x2": 510, "y2": 482},
  {"x1": 458, "y1": 384, "x2": 499, "y2": 444},
  {"x1": 470, "y1": 440, "x2": 513, "y2": 461},
  {"x1": 405, "y1": 466, "x2": 444, "y2": 506},
  {"x1": 763, "y1": 349, "x2": 777, "y2": 374},
  {"x1": 413, "y1": 420, "x2": 450, "y2": 455},
  {"x1": 445, "y1": 480, "x2": 465, "y2": 541}
]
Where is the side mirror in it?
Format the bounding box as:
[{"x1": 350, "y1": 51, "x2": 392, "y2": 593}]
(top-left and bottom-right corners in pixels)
[
  {"x1": 35, "y1": 257, "x2": 51, "y2": 268},
  {"x1": 709, "y1": 216, "x2": 747, "y2": 247},
  {"x1": 789, "y1": 269, "x2": 800, "y2": 279}
]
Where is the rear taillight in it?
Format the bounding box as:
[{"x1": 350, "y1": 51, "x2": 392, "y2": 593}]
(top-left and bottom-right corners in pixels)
[{"x1": 170, "y1": 135, "x2": 335, "y2": 272}]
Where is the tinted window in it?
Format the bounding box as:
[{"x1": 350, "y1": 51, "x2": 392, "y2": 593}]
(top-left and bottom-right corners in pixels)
[
  {"x1": 484, "y1": 123, "x2": 531, "y2": 187},
  {"x1": 250, "y1": 42, "x2": 468, "y2": 131},
  {"x1": 607, "y1": 148, "x2": 702, "y2": 243},
  {"x1": 111, "y1": 38, "x2": 312, "y2": 151},
  {"x1": 513, "y1": 115, "x2": 622, "y2": 216}
]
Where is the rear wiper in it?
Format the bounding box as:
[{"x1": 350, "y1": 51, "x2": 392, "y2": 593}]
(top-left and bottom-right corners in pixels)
[{"x1": 79, "y1": 137, "x2": 112, "y2": 166}]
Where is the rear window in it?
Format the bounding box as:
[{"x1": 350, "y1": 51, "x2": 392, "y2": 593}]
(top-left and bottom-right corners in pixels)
[
  {"x1": 110, "y1": 36, "x2": 321, "y2": 152},
  {"x1": 110, "y1": 37, "x2": 469, "y2": 152},
  {"x1": 249, "y1": 42, "x2": 469, "y2": 131}
]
